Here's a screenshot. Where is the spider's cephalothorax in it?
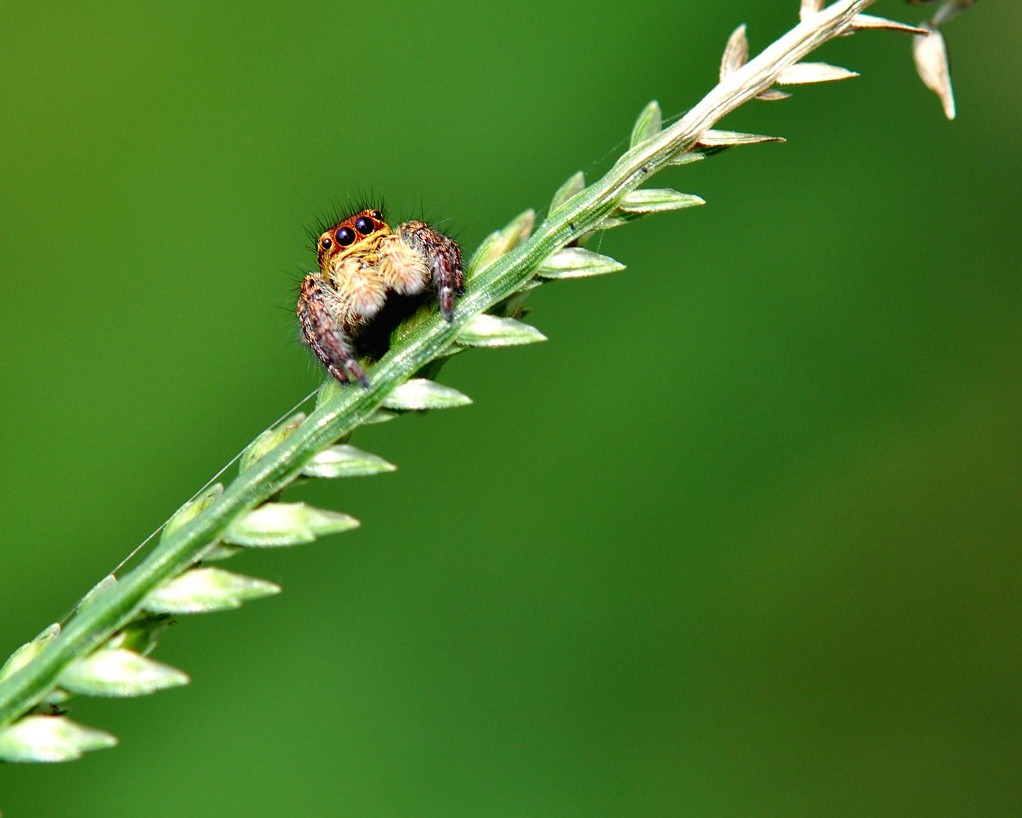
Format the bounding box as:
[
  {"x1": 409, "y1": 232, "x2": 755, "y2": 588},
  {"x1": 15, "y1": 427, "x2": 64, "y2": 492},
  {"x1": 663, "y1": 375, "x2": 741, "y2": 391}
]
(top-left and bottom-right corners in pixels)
[{"x1": 296, "y1": 208, "x2": 464, "y2": 387}]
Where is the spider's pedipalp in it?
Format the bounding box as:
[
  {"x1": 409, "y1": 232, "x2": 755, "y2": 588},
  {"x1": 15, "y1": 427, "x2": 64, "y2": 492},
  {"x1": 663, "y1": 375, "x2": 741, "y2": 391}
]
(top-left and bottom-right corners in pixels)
[
  {"x1": 331, "y1": 255, "x2": 388, "y2": 322},
  {"x1": 377, "y1": 234, "x2": 430, "y2": 296}
]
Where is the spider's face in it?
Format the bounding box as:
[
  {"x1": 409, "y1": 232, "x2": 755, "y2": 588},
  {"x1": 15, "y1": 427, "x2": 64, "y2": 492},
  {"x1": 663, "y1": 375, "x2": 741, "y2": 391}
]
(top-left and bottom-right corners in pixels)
[{"x1": 316, "y1": 209, "x2": 390, "y2": 273}]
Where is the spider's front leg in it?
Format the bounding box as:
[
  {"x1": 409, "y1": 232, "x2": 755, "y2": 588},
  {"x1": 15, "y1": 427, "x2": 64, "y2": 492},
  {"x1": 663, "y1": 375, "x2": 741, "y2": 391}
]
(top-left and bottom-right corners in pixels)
[
  {"x1": 296, "y1": 273, "x2": 369, "y2": 387},
  {"x1": 398, "y1": 221, "x2": 465, "y2": 320}
]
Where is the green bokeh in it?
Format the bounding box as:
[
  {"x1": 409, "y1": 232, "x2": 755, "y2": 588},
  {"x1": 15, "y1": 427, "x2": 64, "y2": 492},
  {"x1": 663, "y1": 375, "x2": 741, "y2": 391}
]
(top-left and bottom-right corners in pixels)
[{"x1": 1, "y1": 1, "x2": 1019, "y2": 815}]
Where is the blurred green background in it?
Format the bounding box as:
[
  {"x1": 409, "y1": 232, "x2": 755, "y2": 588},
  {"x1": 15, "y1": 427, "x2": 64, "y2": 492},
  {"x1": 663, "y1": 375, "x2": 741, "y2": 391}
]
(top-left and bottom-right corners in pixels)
[{"x1": 1, "y1": 1, "x2": 1019, "y2": 815}]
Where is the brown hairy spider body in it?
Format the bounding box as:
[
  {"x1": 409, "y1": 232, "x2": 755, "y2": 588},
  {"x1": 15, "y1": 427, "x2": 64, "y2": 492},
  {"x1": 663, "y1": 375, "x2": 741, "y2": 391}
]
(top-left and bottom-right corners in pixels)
[{"x1": 297, "y1": 208, "x2": 464, "y2": 387}]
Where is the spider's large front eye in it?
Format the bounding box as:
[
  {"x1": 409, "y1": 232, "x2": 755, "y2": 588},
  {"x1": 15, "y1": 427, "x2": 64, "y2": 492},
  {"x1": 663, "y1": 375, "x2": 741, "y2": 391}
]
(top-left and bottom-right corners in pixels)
[
  {"x1": 355, "y1": 216, "x2": 375, "y2": 234},
  {"x1": 321, "y1": 237, "x2": 332, "y2": 250},
  {"x1": 335, "y1": 227, "x2": 355, "y2": 246}
]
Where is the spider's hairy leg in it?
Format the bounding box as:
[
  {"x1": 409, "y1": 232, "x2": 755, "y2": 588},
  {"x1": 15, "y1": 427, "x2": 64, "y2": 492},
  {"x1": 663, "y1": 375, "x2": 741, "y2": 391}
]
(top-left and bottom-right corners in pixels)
[
  {"x1": 398, "y1": 221, "x2": 465, "y2": 320},
  {"x1": 296, "y1": 273, "x2": 370, "y2": 387}
]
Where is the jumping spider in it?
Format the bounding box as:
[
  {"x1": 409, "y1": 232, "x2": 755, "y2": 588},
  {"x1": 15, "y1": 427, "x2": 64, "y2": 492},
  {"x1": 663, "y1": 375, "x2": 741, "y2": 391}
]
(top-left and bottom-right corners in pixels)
[{"x1": 297, "y1": 208, "x2": 464, "y2": 387}]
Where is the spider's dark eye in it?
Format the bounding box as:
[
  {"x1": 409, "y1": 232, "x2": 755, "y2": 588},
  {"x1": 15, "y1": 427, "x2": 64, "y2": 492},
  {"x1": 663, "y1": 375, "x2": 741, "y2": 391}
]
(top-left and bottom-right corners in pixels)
[
  {"x1": 370, "y1": 210, "x2": 382, "y2": 220},
  {"x1": 321, "y1": 237, "x2": 332, "y2": 250},
  {"x1": 335, "y1": 227, "x2": 355, "y2": 246},
  {"x1": 355, "y1": 216, "x2": 375, "y2": 234}
]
